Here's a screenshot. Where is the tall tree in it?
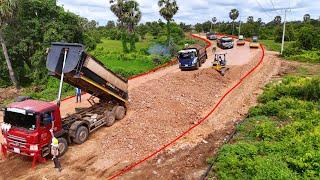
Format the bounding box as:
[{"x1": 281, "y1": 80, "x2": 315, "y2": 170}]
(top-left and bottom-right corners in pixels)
[
  {"x1": 274, "y1": 16, "x2": 282, "y2": 25},
  {"x1": 303, "y1": 14, "x2": 311, "y2": 22},
  {"x1": 110, "y1": 0, "x2": 141, "y2": 52},
  {"x1": 229, "y1": 9, "x2": 239, "y2": 35},
  {"x1": 211, "y1": 17, "x2": 217, "y2": 31},
  {"x1": 106, "y1": 20, "x2": 116, "y2": 29},
  {"x1": 247, "y1": 16, "x2": 254, "y2": 23},
  {"x1": 158, "y1": 0, "x2": 179, "y2": 42},
  {"x1": 0, "y1": 0, "x2": 19, "y2": 89}
]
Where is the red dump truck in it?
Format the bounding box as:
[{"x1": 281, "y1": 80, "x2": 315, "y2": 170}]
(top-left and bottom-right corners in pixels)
[{"x1": 1, "y1": 43, "x2": 128, "y2": 164}]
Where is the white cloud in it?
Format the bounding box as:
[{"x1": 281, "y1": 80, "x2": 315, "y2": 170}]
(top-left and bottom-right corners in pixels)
[{"x1": 57, "y1": 0, "x2": 320, "y2": 25}]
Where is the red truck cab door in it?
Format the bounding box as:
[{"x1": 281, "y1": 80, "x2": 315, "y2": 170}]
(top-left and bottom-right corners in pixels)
[{"x1": 38, "y1": 112, "x2": 55, "y2": 147}]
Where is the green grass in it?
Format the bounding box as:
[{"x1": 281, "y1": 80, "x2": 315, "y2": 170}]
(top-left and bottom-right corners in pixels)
[
  {"x1": 261, "y1": 40, "x2": 295, "y2": 52},
  {"x1": 90, "y1": 38, "x2": 171, "y2": 78},
  {"x1": 208, "y1": 75, "x2": 320, "y2": 179}
]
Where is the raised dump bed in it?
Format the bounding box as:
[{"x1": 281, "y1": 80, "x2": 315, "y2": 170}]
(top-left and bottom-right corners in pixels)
[{"x1": 46, "y1": 42, "x2": 128, "y2": 104}]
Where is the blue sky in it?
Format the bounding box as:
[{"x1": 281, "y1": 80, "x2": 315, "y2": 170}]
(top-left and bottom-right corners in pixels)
[{"x1": 57, "y1": 0, "x2": 320, "y2": 26}]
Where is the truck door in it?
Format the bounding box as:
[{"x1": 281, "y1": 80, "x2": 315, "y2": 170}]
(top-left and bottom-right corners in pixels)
[{"x1": 39, "y1": 112, "x2": 54, "y2": 147}]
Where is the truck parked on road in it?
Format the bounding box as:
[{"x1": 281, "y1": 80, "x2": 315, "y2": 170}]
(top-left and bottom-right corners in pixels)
[
  {"x1": 1, "y1": 43, "x2": 128, "y2": 163},
  {"x1": 217, "y1": 36, "x2": 234, "y2": 49},
  {"x1": 178, "y1": 44, "x2": 208, "y2": 70}
]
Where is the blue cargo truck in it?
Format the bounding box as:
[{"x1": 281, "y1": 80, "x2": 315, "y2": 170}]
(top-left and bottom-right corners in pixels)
[{"x1": 178, "y1": 44, "x2": 208, "y2": 70}]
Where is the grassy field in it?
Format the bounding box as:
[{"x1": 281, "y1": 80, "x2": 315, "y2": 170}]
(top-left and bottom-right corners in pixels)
[
  {"x1": 261, "y1": 40, "x2": 295, "y2": 52},
  {"x1": 90, "y1": 38, "x2": 171, "y2": 78}
]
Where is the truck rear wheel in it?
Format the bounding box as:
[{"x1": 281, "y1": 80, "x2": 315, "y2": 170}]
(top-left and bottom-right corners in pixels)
[
  {"x1": 114, "y1": 106, "x2": 126, "y2": 120},
  {"x1": 57, "y1": 137, "x2": 68, "y2": 157},
  {"x1": 74, "y1": 126, "x2": 89, "y2": 144},
  {"x1": 105, "y1": 112, "x2": 116, "y2": 127}
]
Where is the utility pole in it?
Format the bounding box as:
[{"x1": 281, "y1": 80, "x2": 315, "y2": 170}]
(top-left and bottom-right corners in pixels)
[
  {"x1": 238, "y1": 18, "x2": 242, "y2": 36},
  {"x1": 281, "y1": 9, "x2": 287, "y2": 55}
]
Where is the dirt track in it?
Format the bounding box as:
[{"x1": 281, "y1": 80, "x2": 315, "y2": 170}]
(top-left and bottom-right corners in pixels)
[{"x1": 0, "y1": 35, "x2": 280, "y2": 180}]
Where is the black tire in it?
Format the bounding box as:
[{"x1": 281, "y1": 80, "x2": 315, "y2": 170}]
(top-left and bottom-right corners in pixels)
[
  {"x1": 57, "y1": 137, "x2": 68, "y2": 157},
  {"x1": 114, "y1": 106, "x2": 126, "y2": 120},
  {"x1": 73, "y1": 126, "x2": 89, "y2": 144},
  {"x1": 105, "y1": 112, "x2": 116, "y2": 127},
  {"x1": 199, "y1": 60, "x2": 202, "y2": 67}
]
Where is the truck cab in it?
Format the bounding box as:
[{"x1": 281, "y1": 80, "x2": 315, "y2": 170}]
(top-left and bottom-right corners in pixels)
[
  {"x1": 178, "y1": 45, "x2": 207, "y2": 70},
  {"x1": 1, "y1": 100, "x2": 62, "y2": 158},
  {"x1": 217, "y1": 36, "x2": 234, "y2": 49}
]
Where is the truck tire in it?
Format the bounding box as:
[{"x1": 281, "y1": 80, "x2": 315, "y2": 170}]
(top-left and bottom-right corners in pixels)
[
  {"x1": 114, "y1": 106, "x2": 126, "y2": 120},
  {"x1": 73, "y1": 126, "x2": 89, "y2": 144},
  {"x1": 57, "y1": 137, "x2": 68, "y2": 157},
  {"x1": 105, "y1": 112, "x2": 116, "y2": 127}
]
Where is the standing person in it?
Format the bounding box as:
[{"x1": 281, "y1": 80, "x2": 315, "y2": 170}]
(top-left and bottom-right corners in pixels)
[
  {"x1": 75, "y1": 87, "x2": 82, "y2": 103},
  {"x1": 51, "y1": 137, "x2": 62, "y2": 172}
]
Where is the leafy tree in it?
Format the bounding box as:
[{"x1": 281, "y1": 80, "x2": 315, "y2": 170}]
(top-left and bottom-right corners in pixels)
[
  {"x1": 179, "y1": 22, "x2": 191, "y2": 32},
  {"x1": 106, "y1": 20, "x2": 116, "y2": 29},
  {"x1": 297, "y1": 26, "x2": 319, "y2": 50},
  {"x1": 0, "y1": 0, "x2": 19, "y2": 89},
  {"x1": 195, "y1": 23, "x2": 203, "y2": 33},
  {"x1": 136, "y1": 24, "x2": 148, "y2": 39},
  {"x1": 158, "y1": 0, "x2": 179, "y2": 42},
  {"x1": 202, "y1": 21, "x2": 212, "y2": 32},
  {"x1": 229, "y1": 9, "x2": 239, "y2": 35}
]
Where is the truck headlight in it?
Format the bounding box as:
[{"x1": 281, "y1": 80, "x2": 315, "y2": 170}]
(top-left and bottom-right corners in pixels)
[{"x1": 30, "y1": 144, "x2": 38, "y2": 151}]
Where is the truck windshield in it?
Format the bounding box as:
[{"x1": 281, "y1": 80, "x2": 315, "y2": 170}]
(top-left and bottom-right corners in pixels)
[
  {"x1": 4, "y1": 111, "x2": 37, "y2": 130},
  {"x1": 179, "y1": 52, "x2": 195, "y2": 59},
  {"x1": 221, "y1": 38, "x2": 232, "y2": 42}
]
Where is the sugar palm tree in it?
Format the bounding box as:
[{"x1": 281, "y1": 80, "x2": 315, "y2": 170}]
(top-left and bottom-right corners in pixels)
[
  {"x1": 158, "y1": 0, "x2": 179, "y2": 41},
  {"x1": 211, "y1": 17, "x2": 217, "y2": 32},
  {"x1": 274, "y1": 16, "x2": 282, "y2": 25},
  {"x1": 247, "y1": 16, "x2": 254, "y2": 23},
  {"x1": 303, "y1": 14, "x2": 310, "y2": 22},
  {"x1": 110, "y1": 0, "x2": 141, "y2": 52},
  {"x1": 229, "y1": 9, "x2": 239, "y2": 35},
  {"x1": 0, "y1": 0, "x2": 19, "y2": 89}
]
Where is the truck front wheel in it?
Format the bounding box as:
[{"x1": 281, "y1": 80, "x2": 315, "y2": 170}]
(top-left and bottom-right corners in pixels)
[
  {"x1": 57, "y1": 137, "x2": 68, "y2": 157},
  {"x1": 74, "y1": 126, "x2": 89, "y2": 144}
]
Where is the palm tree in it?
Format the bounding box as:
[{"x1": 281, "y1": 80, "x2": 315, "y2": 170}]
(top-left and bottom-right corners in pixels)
[
  {"x1": 274, "y1": 16, "x2": 282, "y2": 25},
  {"x1": 123, "y1": 0, "x2": 141, "y2": 51},
  {"x1": 229, "y1": 9, "x2": 239, "y2": 35},
  {"x1": 158, "y1": 0, "x2": 179, "y2": 41},
  {"x1": 0, "y1": 0, "x2": 19, "y2": 89},
  {"x1": 211, "y1": 17, "x2": 217, "y2": 32},
  {"x1": 303, "y1": 14, "x2": 311, "y2": 22},
  {"x1": 247, "y1": 16, "x2": 254, "y2": 23},
  {"x1": 110, "y1": 0, "x2": 141, "y2": 52}
]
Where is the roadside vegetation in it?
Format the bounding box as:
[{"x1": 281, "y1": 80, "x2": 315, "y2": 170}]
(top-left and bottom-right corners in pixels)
[{"x1": 209, "y1": 74, "x2": 320, "y2": 179}]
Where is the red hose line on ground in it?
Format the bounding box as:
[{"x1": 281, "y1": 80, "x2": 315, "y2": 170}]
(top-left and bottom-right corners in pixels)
[{"x1": 108, "y1": 37, "x2": 265, "y2": 180}]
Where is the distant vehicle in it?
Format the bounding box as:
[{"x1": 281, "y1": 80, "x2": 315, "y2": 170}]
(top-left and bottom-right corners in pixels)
[
  {"x1": 217, "y1": 36, "x2": 234, "y2": 49},
  {"x1": 249, "y1": 36, "x2": 260, "y2": 48},
  {"x1": 237, "y1": 35, "x2": 246, "y2": 46},
  {"x1": 206, "y1": 32, "x2": 217, "y2": 40},
  {"x1": 178, "y1": 44, "x2": 208, "y2": 70}
]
